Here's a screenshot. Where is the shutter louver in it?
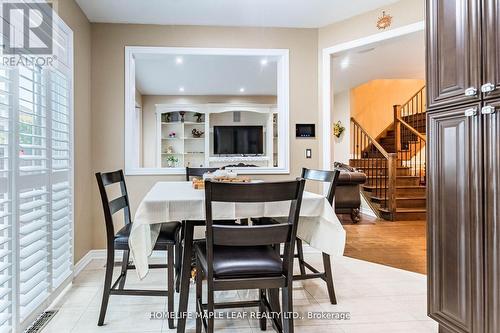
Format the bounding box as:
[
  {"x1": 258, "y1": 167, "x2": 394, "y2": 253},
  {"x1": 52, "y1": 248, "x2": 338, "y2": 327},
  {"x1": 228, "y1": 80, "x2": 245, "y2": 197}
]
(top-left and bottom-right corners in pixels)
[
  {"x1": 0, "y1": 67, "x2": 13, "y2": 333},
  {"x1": 50, "y1": 70, "x2": 72, "y2": 288},
  {"x1": 16, "y1": 66, "x2": 50, "y2": 321}
]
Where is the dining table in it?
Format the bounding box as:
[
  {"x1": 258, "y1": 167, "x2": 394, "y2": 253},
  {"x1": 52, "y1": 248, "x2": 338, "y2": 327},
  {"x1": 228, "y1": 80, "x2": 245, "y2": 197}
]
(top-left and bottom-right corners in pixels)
[{"x1": 128, "y1": 181, "x2": 346, "y2": 333}]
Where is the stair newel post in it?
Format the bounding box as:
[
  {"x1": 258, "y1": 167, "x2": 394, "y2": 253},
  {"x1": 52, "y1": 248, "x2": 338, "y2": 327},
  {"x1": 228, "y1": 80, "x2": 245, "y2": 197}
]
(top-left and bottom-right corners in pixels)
[
  {"x1": 393, "y1": 105, "x2": 402, "y2": 157},
  {"x1": 387, "y1": 153, "x2": 398, "y2": 220}
]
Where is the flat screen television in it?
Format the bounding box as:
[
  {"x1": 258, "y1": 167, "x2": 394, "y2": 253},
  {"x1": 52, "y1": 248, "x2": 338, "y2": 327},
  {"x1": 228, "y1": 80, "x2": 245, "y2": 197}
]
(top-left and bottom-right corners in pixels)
[{"x1": 214, "y1": 126, "x2": 264, "y2": 155}]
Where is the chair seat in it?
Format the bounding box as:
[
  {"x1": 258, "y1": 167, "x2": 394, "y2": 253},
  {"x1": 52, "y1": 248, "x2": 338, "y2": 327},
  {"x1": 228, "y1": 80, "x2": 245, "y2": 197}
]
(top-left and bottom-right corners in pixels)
[
  {"x1": 195, "y1": 241, "x2": 283, "y2": 279},
  {"x1": 114, "y1": 222, "x2": 181, "y2": 250}
]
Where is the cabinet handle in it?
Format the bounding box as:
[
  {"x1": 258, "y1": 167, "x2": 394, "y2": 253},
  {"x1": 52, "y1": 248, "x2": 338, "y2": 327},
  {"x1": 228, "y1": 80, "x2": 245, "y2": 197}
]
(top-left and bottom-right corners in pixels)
[
  {"x1": 465, "y1": 87, "x2": 478, "y2": 96},
  {"x1": 482, "y1": 106, "x2": 496, "y2": 115},
  {"x1": 464, "y1": 107, "x2": 478, "y2": 117},
  {"x1": 481, "y1": 83, "x2": 496, "y2": 93}
]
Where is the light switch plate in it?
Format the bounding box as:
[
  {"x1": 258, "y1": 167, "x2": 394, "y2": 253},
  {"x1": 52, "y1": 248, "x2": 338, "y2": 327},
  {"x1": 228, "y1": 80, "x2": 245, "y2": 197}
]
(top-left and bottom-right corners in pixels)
[{"x1": 306, "y1": 149, "x2": 312, "y2": 159}]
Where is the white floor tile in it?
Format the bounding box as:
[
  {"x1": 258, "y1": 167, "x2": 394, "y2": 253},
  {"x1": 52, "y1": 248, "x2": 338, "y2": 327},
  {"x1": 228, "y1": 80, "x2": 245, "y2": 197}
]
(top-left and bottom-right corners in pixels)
[{"x1": 40, "y1": 255, "x2": 438, "y2": 333}]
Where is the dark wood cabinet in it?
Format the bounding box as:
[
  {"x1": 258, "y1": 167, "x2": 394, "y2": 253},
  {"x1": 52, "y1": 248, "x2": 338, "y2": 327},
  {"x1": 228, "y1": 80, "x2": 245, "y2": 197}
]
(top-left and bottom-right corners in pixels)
[
  {"x1": 482, "y1": 0, "x2": 500, "y2": 99},
  {"x1": 427, "y1": 105, "x2": 484, "y2": 333},
  {"x1": 484, "y1": 99, "x2": 500, "y2": 333},
  {"x1": 427, "y1": 1, "x2": 500, "y2": 332},
  {"x1": 426, "y1": 0, "x2": 481, "y2": 109}
]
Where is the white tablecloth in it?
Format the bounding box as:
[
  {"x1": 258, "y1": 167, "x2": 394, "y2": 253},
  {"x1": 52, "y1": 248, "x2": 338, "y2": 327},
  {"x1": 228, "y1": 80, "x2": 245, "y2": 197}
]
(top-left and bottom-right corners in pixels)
[{"x1": 129, "y1": 182, "x2": 346, "y2": 279}]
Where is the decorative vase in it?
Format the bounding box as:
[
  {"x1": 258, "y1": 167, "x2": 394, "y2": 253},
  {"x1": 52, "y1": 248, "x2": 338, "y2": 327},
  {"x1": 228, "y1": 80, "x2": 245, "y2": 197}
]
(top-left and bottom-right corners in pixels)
[{"x1": 179, "y1": 111, "x2": 186, "y2": 122}]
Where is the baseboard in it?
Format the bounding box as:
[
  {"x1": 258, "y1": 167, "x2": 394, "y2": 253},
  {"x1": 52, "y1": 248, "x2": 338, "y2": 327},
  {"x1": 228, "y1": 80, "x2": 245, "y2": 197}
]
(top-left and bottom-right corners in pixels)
[
  {"x1": 74, "y1": 250, "x2": 96, "y2": 276},
  {"x1": 360, "y1": 206, "x2": 377, "y2": 218}
]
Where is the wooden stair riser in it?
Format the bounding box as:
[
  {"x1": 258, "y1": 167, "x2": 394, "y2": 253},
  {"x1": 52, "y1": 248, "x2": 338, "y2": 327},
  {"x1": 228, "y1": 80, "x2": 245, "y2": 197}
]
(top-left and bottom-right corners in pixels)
[
  {"x1": 372, "y1": 197, "x2": 427, "y2": 209},
  {"x1": 361, "y1": 167, "x2": 412, "y2": 177},
  {"x1": 380, "y1": 210, "x2": 426, "y2": 221},
  {"x1": 366, "y1": 176, "x2": 422, "y2": 187},
  {"x1": 364, "y1": 186, "x2": 426, "y2": 197},
  {"x1": 350, "y1": 159, "x2": 391, "y2": 168}
]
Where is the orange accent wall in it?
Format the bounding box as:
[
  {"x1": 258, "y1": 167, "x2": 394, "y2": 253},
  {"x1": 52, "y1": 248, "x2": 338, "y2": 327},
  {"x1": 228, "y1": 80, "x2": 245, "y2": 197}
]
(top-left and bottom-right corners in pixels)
[{"x1": 351, "y1": 79, "x2": 425, "y2": 138}]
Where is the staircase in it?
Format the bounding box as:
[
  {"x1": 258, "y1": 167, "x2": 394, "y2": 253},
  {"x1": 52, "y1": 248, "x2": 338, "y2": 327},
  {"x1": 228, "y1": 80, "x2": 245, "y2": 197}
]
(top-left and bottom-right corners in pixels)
[{"x1": 350, "y1": 87, "x2": 426, "y2": 221}]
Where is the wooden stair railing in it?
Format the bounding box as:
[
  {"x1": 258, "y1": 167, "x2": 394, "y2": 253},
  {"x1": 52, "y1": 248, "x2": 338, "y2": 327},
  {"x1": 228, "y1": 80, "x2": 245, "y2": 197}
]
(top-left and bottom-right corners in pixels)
[
  {"x1": 393, "y1": 86, "x2": 426, "y2": 184},
  {"x1": 351, "y1": 117, "x2": 398, "y2": 219}
]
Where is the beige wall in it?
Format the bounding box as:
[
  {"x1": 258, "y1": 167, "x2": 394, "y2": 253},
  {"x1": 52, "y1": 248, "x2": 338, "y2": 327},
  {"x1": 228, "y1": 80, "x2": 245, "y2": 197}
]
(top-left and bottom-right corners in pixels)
[
  {"x1": 331, "y1": 91, "x2": 350, "y2": 164},
  {"x1": 91, "y1": 24, "x2": 319, "y2": 249},
  {"x1": 141, "y1": 95, "x2": 277, "y2": 167},
  {"x1": 351, "y1": 79, "x2": 425, "y2": 138},
  {"x1": 54, "y1": 0, "x2": 424, "y2": 257},
  {"x1": 317, "y1": 0, "x2": 425, "y2": 169},
  {"x1": 55, "y1": 0, "x2": 92, "y2": 263}
]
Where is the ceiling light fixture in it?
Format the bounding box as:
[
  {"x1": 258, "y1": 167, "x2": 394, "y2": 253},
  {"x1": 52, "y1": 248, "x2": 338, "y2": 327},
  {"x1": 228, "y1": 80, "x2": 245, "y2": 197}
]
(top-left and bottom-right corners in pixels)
[
  {"x1": 239, "y1": 87, "x2": 245, "y2": 93},
  {"x1": 179, "y1": 87, "x2": 185, "y2": 92},
  {"x1": 260, "y1": 58, "x2": 268, "y2": 66},
  {"x1": 175, "y1": 57, "x2": 183, "y2": 65},
  {"x1": 340, "y1": 57, "x2": 350, "y2": 70}
]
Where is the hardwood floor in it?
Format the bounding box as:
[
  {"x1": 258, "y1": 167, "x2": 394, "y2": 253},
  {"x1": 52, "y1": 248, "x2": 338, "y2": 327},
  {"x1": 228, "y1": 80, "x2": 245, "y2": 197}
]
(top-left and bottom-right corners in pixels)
[{"x1": 339, "y1": 213, "x2": 427, "y2": 274}]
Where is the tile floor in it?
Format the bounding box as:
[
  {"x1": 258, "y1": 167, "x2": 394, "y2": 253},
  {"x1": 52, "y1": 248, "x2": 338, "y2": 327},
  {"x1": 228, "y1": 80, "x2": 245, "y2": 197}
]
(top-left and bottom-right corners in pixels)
[{"x1": 41, "y1": 254, "x2": 438, "y2": 333}]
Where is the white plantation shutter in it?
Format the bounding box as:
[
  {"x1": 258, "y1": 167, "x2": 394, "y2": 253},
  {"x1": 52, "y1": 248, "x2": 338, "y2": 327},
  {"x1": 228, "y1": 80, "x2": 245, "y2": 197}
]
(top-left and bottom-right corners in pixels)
[
  {"x1": 0, "y1": 7, "x2": 73, "y2": 333},
  {"x1": 0, "y1": 68, "x2": 13, "y2": 333},
  {"x1": 49, "y1": 69, "x2": 72, "y2": 288},
  {"x1": 17, "y1": 65, "x2": 50, "y2": 320}
]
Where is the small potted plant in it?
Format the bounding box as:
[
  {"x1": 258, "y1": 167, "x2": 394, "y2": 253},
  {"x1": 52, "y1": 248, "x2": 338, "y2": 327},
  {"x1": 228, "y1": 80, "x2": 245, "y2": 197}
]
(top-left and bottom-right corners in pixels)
[
  {"x1": 169, "y1": 132, "x2": 176, "y2": 138},
  {"x1": 192, "y1": 128, "x2": 204, "y2": 138},
  {"x1": 165, "y1": 155, "x2": 178, "y2": 168},
  {"x1": 194, "y1": 113, "x2": 203, "y2": 123},
  {"x1": 333, "y1": 121, "x2": 345, "y2": 138}
]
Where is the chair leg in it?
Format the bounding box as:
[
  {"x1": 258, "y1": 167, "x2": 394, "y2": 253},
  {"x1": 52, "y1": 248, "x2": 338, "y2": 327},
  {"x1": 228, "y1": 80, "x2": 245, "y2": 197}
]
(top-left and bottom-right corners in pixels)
[
  {"x1": 118, "y1": 250, "x2": 129, "y2": 289},
  {"x1": 281, "y1": 284, "x2": 294, "y2": 333},
  {"x1": 322, "y1": 253, "x2": 337, "y2": 305},
  {"x1": 207, "y1": 282, "x2": 215, "y2": 333},
  {"x1": 195, "y1": 258, "x2": 202, "y2": 333},
  {"x1": 175, "y1": 241, "x2": 182, "y2": 293},
  {"x1": 98, "y1": 248, "x2": 114, "y2": 326},
  {"x1": 296, "y1": 239, "x2": 306, "y2": 276},
  {"x1": 259, "y1": 289, "x2": 267, "y2": 331},
  {"x1": 167, "y1": 246, "x2": 175, "y2": 329}
]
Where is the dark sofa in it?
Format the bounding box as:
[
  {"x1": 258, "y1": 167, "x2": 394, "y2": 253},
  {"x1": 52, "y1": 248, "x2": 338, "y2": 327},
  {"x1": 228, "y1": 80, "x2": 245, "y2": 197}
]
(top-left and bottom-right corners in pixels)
[{"x1": 334, "y1": 162, "x2": 367, "y2": 223}]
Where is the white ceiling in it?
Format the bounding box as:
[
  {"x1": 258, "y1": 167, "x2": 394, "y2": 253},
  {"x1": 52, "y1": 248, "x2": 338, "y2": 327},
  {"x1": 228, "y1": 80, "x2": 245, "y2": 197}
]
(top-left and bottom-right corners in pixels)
[
  {"x1": 331, "y1": 30, "x2": 425, "y2": 93},
  {"x1": 135, "y1": 54, "x2": 278, "y2": 95},
  {"x1": 76, "y1": 0, "x2": 400, "y2": 28}
]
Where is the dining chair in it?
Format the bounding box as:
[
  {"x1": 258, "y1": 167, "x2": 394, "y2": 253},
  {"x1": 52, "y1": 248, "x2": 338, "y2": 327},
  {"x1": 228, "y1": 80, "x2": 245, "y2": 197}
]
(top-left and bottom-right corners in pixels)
[
  {"x1": 185, "y1": 167, "x2": 219, "y2": 181},
  {"x1": 295, "y1": 168, "x2": 340, "y2": 305},
  {"x1": 95, "y1": 170, "x2": 181, "y2": 328},
  {"x1": 253, "y1": 168, "x2": 340, "y2": 305},
  {"x1": 195, "y1": 179, "x2": 306, "y2": 333}
]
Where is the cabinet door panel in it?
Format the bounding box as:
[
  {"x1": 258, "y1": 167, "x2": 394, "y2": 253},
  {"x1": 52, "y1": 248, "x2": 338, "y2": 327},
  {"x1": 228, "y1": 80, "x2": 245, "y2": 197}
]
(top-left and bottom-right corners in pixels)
[
  {"x1": 483, "y1": 0, "x2": 500, "y2": 100},
  {"x1": 484, "y1": 99, "x2": 500, "y2": 332},
  {"x1": 427, "y1": 104, "x2": 483, "y2": 333},
  {"x1": 426, "y1": 0, "x2": 481, "y2": 109}
]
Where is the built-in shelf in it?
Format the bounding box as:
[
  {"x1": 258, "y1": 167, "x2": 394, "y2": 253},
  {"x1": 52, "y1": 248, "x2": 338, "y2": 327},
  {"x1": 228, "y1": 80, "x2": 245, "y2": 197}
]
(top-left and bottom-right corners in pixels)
[{"x1": 157, "y1": 105, "x2": 277, "y2": 169}]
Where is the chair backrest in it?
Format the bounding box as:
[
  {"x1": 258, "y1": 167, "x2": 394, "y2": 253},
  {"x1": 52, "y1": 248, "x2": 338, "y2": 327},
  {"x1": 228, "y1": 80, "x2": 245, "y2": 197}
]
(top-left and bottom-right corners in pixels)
[
  {"x1": 204, "y1": 179, "x2": 306, "y2": 278},
  {"x1": 301, "y1": 168, "x2": 340, "y2": 205},
  {"x1": 185, "y1": 167, "x2": 220, "y2": 181},
  {"x1": 95, "y1": 170, "x2": 131, "y2": 243}
]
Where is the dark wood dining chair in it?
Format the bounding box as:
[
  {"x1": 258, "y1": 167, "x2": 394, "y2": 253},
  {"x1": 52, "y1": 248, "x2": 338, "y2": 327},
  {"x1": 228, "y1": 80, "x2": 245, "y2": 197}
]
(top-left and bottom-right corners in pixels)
[
  {"x1": 179, "y1": 167, "x2": 237, "y2": 292},
  {"x1": 195, "y1": 179, "x2": 306, "y2": 333},
  {"x1": 295, "y1": 168, "x2": 340, "y2": 305},
  {"x1": 253, "y1": 168, "x2": 340, "y2": 305},
  {"x1": 95, "y1": 170, "x2": 181, "y2": 328},
  {"x1": 185, "y1": 167, "x2": 219, "y2": 181}
]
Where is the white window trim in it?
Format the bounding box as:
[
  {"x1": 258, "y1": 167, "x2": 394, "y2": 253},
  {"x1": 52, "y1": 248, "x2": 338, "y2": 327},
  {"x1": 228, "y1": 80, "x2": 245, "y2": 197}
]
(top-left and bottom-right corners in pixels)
[{"x1": 124, "y1": 46, "x2": 290, "y2": 175}]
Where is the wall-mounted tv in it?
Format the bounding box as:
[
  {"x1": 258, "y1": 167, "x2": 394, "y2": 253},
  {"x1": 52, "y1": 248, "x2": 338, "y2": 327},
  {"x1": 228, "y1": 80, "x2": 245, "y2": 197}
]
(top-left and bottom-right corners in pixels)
[{"x1": 214, "y1": 126, "x2": 264, "y2": 155}]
